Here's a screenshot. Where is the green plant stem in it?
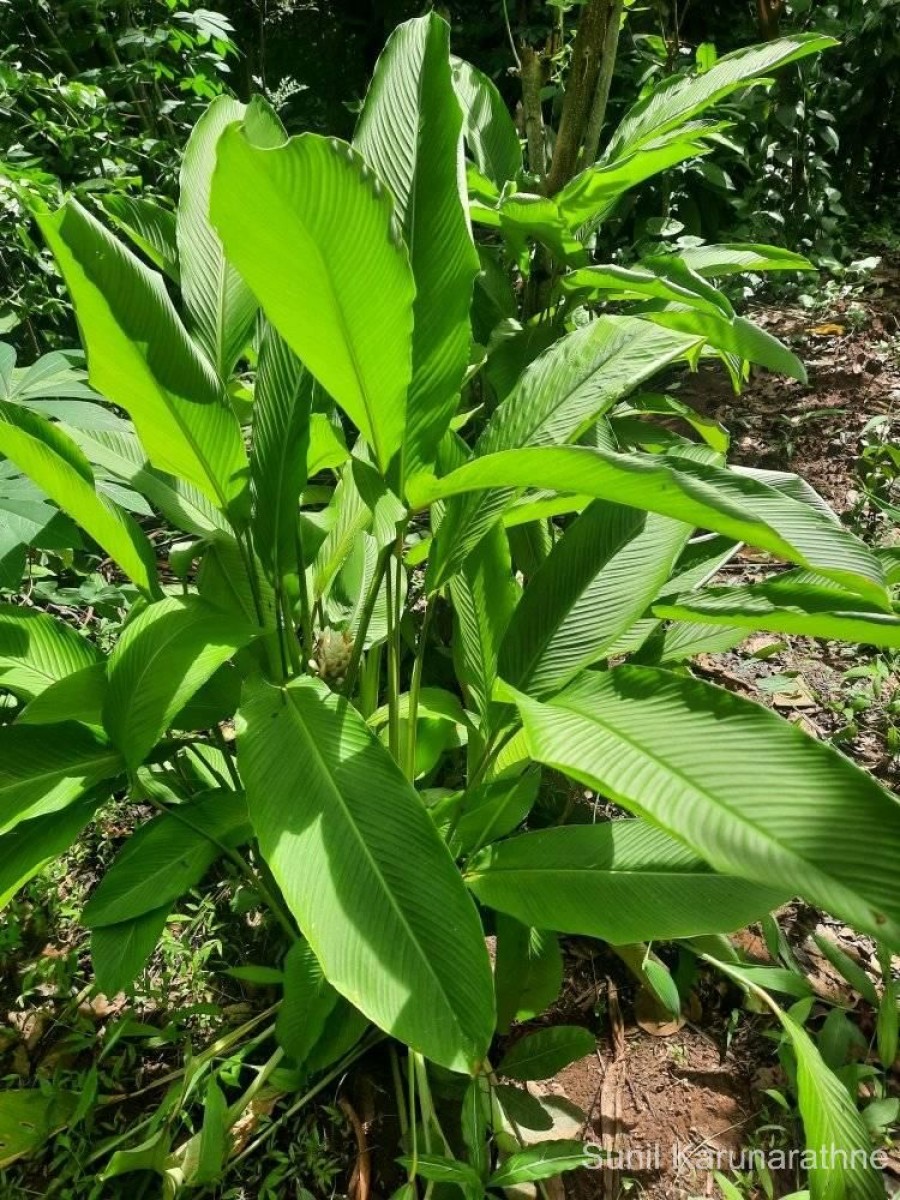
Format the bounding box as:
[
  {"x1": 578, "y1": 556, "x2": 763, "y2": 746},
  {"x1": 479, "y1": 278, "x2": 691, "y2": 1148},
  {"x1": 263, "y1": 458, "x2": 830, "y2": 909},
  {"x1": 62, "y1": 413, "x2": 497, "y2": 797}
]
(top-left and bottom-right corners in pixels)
[
  {"x1": 295, "y1": 527, "x2": 314, "y2": 665},
  {"x1": 407, "y1": 1046, "x2": 419, "y2": 1181},
  {"x1": 405, "y1": 603, "x2": 433, "y2": 782},
  {"x1": 358, "y1": 642, "x2": 382, "y2": 720},
  {"x1": 227, "y1": 1045, "x2": 285, "y2": 1124},
  {"x1": 278, "y1": 582, "x2": 303, "y2": 677},
  {"x1": 386, "y1": 553, "x2": 402, "y2": 763},
  {"x1": 95, "y1": 1007, "x2": 280, "y2": 1121},
  {"x1": 341, "y1": 541, "x2": 393, "y2": 699},
  {"x1": 390, "y1": 1044, "x2": 410, "y2": 1140},
  {"x1": 229, "y1": 1031, "x2": 386, "y2": 1169}
]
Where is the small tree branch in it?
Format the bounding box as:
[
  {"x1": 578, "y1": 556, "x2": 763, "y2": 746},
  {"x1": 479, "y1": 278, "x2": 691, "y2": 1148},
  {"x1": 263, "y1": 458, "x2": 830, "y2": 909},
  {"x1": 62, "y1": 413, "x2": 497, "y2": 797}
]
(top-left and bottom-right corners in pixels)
[{"x1": 580, "y1": 0, "x2": 623, "y2": 169}]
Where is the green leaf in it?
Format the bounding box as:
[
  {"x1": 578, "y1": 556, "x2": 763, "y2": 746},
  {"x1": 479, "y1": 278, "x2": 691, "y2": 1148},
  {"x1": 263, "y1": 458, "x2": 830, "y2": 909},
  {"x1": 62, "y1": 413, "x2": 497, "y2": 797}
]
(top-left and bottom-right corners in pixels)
[
  {"x1": 461, "y1": 1076, "x2": 490, "y2": 1179},
  {"x1": 397, "y1": 1154, "x2": 484, "y2": 1190},
  {"x1": 418, "y1": 445, "x2": 889, "y2": 607},
  {"x1": 643, "y1": 958, "x2": 682, "y2": 1017},
  {"x1": 498, "y1": 500, "x2": 689, "y2": 696},
  {"x1": 0, "y1": 401, "x2": 159, "y2": 596},
  {"x1": 276, "y1": 940, "x2": 340, "y2": 1063},
  {"x1": 64, "y1": 423, "x2": 229, "y2": 540},
  {"x1": 211, "y1": 128, "x2": 415, "y2": 476},
  {"x1": 495, "y1": 916, "x2": 563, "y2": 1034},
  {"x1": 91, "y1": 906, "x2": 170, "y2": 996},
  {"x1": 562, "y1": 261, "x2": 732, "y2": 317},
  {"x1": 0, "y1": 798, "x2": 100, "y2": 910},
  {"x1": 488, "y1": 1139, "x2": 595, "y2": 1187},
  {"x1": 0, "y1": 604, "x2": 99, "y2": 701},
  {"x1": 104, "y1": 597, "x2": 258, "y2": 769},
  {"x1": 448, "y1": 768, "x2": 540, "y2": 857},
  {"x1": 0, "y1": 1090, "x2": 79, "y2": 1168},
  {"x1": 496, "y1": 193, "x2": 586, "y2": 268},
  {"x1": 605, "y1": 34, "x2": 837, "y2": 158},
  {"x1": 18, "y1": 662, "x2": 107, "y2": 727},
  {"x1": 449, "y1": 523, "x2": 518, "y2": 722},
  {"x1": 102, "y1": 195, "x2": 179, "y2": 280},
  {"x1": 493, "y1": 1084, "x2": 554, "y2": 1132},
  {"x1": 0, "y1": 724, "x2": 122, "y2": 836},
  {"x1": 178, "y1": 95, "x2": 259, "y2": 378},
  {"x1": 451, "y1": 57, "x2": 522, "y2": 187},
  {"x1": 424, "y1": 316, "x2": 701, "y2": 588},
  {"x1": 355, "y1": 13, "x2": 479, "y2": 481},
  {"x1": 469, "y1": 820, "x2": 784, "y2": 942},
  {"x1": 556, "y1": 126, "x2": 718, "y2": 228},
  {"x1": 498, "y1": 1026, "x2": 594, "y2": 1081},
  {"x1": 674, "y1": 243, "x2": 813, "y2": 277},
  {"x1": 514, "y1": 666, "x2": 900, "y2": 950},
  {"x1": 238, "y1": 676, "x2": 494, "y2": 1072},
  {"x1": 644, "y1": 308, "x2": 807, "y2": 382},
  {"x1": 36, "y1": 201, "x2": 249, "y2": 519},
  {"x1": 250, "y1": 325, "x2": 312, "y2": 583},
  {"x1": 654, "y1": 573, "x2": 900, "y2": 648},
  {"x1": 83, "y1": 790, "x2": 250, "y2": 926},
  {"x1": 716, "y1": 957, "x2": 883, "y2": 1200}
]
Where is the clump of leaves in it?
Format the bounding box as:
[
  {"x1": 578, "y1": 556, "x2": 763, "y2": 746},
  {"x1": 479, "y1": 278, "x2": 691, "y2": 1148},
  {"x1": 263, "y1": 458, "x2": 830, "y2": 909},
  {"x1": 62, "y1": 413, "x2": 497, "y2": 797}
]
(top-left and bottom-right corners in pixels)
[{"x1": 0, "y1": 14, "x2": 897, "y2": 1198}]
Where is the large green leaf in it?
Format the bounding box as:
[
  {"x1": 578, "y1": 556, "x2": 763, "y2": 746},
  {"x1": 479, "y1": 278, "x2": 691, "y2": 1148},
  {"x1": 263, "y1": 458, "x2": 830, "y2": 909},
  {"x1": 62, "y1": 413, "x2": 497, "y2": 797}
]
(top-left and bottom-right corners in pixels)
[
  {"x1": 211, "y1": 129, "x2": 415, "y2": 476},
  {"x1": 0, "y1": 1090, "x2": 79, "y2": 1169},
  {"x1": 655, "y1": 572, "x2": 900, "y2": 648},
  {"x1": 418, "y1": 445, "x2": 889, "y2": 607},
  {"x1": 83, "y1": 790, "x2": 250, "y2": 925},
  {"x1": 556, "y1": 125, "x2": 718, "y2": 228},
  {"x1": 104, "y1": 597, "x2": 258, "y2": 769},
  {"x1": 0, "y1": 724, "x2": 122, "y2": 836},
  {"x1": 498, "y1": 1026, "x2": 595, "y2": 1081},
  {"x1": 18, "y1": 662, "x2": 107, "y2": 727},
  {"x1": 177, "y1": 96, "x2": 257, "y2": 378},
  {"x1": 498, "y1": 500, "x2": 689, "y2": 696},
  {"x1": 0, "y1": 798, "x2": 100, "y2": 910},
  {"x1": 674, "y1": 243, "x2": 813, "y2": 277},
  {"x1": 423, "y1": 317, "x2": 702, "y2": 588},
  {"x1": 102, "y1": 195, "x2": 179, "y2": 280},
  {"x1": 0, "y1": 605, "x2": 99, "y2": 701},
  {"x1": 514, "y1": 666, "x2": 900, "y2": 949},
  {"x1": 36, "y1": 201, "x2": 249, "y2": 519},
  {"x1": 249, "y1": 325, "x2": 312, "y2": 583},
  {"x1": 494, "y1": 916, "x2": 562, "y2": 1034},
  {"x1": 605, "y1": 34, "x2": 837, "y2": 158},
  {"x1": 0, "y1": 401, "x2": 159, "y2": 596},
  {"x1": 64, "y1": 423, "x2": 229, "y2": 539},
  {"x1": 355, "y1": 14, "x2": 479, "y2": 482},
  {"x1": 238, "y1": 676, "x2": 494, "y2": 1072},
  {"x1": 468, "y1": 820, "x2": 785, "y2": 943},
  {"x1": 644, "y1": 307, "x2": 807, "y2": 382},
  {"x1": 91, "y1": 906, "x2": 170, "y2": 996},
  {"x1": 562, "y1": 260, "x2": 732, "y2": 317},
  {"x1": 276, "y1": 940, "x2": 340, "y2": 1063},
  {"x1": 451, "y1": 57, "x2": 522, "y2": 187}
]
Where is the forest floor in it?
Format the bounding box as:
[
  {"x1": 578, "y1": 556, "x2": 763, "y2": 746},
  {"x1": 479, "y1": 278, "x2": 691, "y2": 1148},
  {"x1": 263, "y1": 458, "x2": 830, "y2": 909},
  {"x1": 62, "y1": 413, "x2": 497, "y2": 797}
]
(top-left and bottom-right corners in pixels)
[{"x1": 1, "y1": 267, "x2": 899, "y2": 1200}]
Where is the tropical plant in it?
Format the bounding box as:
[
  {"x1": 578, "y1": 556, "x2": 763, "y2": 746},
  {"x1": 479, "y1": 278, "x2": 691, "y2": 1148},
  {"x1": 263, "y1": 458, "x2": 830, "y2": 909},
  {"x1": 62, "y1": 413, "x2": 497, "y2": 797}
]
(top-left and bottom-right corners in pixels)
[{"x1": 1, "y1": 13, "x2": 898, "y2": 1195}]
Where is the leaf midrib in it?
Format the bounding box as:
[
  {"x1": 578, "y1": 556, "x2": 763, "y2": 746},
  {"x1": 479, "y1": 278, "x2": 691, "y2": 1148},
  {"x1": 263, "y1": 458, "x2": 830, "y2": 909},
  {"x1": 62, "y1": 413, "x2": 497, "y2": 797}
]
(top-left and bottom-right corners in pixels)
[{"x1": 280, "y1": 686, "x2": 467, "y2": 1039}]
